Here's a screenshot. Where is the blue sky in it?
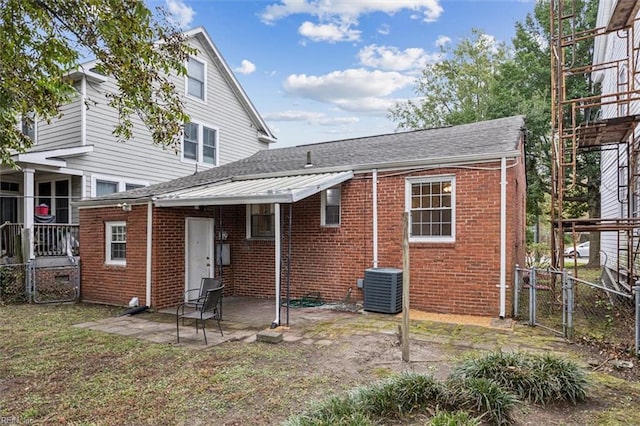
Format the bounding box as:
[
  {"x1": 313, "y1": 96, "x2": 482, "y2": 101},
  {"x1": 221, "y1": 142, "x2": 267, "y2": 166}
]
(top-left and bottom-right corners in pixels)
[{"x1": 156, "y1": 0, "x2": 536, "y2": 147}]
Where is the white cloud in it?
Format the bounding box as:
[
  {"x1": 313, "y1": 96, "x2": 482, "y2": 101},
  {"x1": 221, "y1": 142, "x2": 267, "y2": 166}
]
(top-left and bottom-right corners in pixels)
[
  {"x1": 283, "y1": 68, "x2": 413, "y2": 113},
  {"x1": 264, "y1": 110, "x2": 359, "y2": 126},
  {"x1": 377, "y1": 24, "x2": 391, "y2": 35},
  {"x1": 298, "y1": 21, "x2": 361, "y2": 43},
  {"x1": 435, "y1": 35, "x2": 451, "y2": 48},
  {"x1": 333, "y1": 97, "x2": 399, "y2": 113},
  {"x1": 234, "y1": 59, "x2": 256, "y2": 75},
  {"x1": 165, "y1": 0, "x2": 195, "y2": 28},
  {"x1": 260, "y1": 0, "x2": 443, "y2": 24},
  {"x1": 358, "y1": 44, "x2": 441, "y2": 72}
]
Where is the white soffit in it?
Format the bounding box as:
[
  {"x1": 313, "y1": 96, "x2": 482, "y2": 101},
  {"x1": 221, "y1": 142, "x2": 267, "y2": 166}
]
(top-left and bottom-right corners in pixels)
[{"x1": 154, "y1": 171, "x2": 354, "y2": 207}]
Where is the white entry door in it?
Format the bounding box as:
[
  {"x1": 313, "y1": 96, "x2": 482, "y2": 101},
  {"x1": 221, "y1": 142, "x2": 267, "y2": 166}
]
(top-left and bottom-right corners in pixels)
[{"x1": 185, "y1": 217, "x2": 214, "y2": 301}]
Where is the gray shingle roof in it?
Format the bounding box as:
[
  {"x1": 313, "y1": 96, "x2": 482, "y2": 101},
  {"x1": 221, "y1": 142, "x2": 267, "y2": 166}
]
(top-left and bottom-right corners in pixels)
[{"x1": 84, "y1": 115, "x2": 524, "y2": 203}]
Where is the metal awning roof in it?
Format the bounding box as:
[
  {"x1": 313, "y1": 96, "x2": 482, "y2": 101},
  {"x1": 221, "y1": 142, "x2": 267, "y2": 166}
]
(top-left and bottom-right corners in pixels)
[{"x1": 153, "y1": 171, "x2": 354, "y2": 207}]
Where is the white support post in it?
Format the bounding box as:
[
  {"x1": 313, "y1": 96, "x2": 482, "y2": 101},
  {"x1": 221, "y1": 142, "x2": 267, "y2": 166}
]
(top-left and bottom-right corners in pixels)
[
  {"x1": 272, "y1": 203, "x2": 281, "y2": 328},
  {"x1": 23, "y1": 168, "x2": 35, "y2": 260},
  {"x1": 499, "y1": 157, "x2": 507, "y2": 319},
  {"x1": 372, "y1": 169, "x2": 378, "y2": 268},
  {"x1": 146, "y1": 201, "x2": 153, "y2": 307}
]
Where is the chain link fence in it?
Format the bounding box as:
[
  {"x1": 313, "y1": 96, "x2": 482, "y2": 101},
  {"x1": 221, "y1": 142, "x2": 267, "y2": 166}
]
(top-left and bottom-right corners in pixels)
[
  {"x1": 515, "y1": 265, "x2": 638, "y2": 353},
  {"x1": 571, "y1": 275, "x2": 634, "y2": 348},
  {"x1": 0, "y1": 263, "x2": 29, "y2": 304},
  {"x1": 0, "y1": 261, "x2": 80, "y2": 304}
]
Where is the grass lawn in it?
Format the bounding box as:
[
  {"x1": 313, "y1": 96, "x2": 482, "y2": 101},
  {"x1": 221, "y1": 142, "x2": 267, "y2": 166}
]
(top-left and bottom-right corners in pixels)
[
  {"x1": 0, "y1": 304, "x2": 356, "y2": 425},
  {"x1": 3, "y1": 302, "x2": 640, "y2": 425}
]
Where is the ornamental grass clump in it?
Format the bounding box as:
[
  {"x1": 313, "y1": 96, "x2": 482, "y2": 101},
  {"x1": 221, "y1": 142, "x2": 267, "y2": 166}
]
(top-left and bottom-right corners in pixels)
[
  {"x1": 284, "y1": 373, "x2": 445, "y2": 425},
  {"x1": 445, "y1": 377, "x2": 517, "y2": 426},
  {"x1": 355, "y1": 372, "x2": 445, "y2": 418},
  {"x1": 284, "y1": 394, "x2": 370, "y2": 426},
  {"x1": 429, "y1": 410, "x2": 481, "y2": 426},
  {"x1": 449, "y1": 351, "x2": 588, "y2": 405}
]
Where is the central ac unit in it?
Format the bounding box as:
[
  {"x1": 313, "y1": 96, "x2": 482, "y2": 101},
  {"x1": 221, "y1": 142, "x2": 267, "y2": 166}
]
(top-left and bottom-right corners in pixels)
[{"x1": 363, "y1": 267, "x2": 403, "y2": 314}]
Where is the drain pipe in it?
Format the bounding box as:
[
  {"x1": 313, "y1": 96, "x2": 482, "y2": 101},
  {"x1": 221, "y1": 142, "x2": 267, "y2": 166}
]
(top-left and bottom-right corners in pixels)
[
  {"x1": 145, "y1": 201, "x2": 153, "y2": 308},
  {"x1": 499, "y1": 157, "x2": 507, "y2": 319},
  {"x1": 272, "y1": 203, "x2": 281, "y2": 328},
  {"x1": 372, "y1": 169, "x2": 378, "y2": 268}
]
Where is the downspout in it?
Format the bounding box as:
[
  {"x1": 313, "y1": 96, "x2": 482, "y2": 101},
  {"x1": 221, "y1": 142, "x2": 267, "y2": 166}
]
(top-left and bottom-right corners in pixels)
[
  {"x1": 499, "y1": 157, "x2": 507, "y2": 319},
  {"x1": 272, "y1": 203, "x2": 281, "y2": 328},
  {"x1": 145, "y1": 201, "x2": 153, "y2": 308},
  {"x1": 372, "y1": 169, "x2": 378, "y2": 268},
  {"x1": 80, "y1": 76, "x2": 87, "y2": 146}
]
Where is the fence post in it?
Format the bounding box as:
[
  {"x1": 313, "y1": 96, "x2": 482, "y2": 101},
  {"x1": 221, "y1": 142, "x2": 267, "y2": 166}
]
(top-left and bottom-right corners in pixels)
[
  {"x1": 635, "y1": 282, "x2": 640, "y2": 357},
  {"x1": 529, "y1": 267, "x2": 536, "y2": 326},
  {"x1": 514, "y1": 264, "x2": 519, "y2": 318},
  {"x1": 564, "y1": 270, "x2": 574, "y2": 341},
  {"x1": 26, "y1": 261, "x2": 33, "y2": 303}
]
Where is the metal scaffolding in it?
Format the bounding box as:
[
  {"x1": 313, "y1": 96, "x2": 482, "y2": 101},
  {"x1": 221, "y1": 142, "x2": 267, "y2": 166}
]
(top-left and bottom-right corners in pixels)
[{"x1": 550, "y1": 0, "x2": 640, "y2": 290}]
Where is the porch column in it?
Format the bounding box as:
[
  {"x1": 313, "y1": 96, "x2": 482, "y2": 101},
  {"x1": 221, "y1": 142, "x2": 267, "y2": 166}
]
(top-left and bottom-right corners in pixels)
[
  {"x1": 272, "y1": 202, "x2": 281, "y2": 328},
  {"x1": 23, "y1": 168, "x2": 34, "y2": 259}
]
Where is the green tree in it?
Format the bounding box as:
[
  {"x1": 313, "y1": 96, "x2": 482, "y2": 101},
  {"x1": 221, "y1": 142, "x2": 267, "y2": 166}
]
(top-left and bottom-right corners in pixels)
[
  {"x1": 0, "y1": 0, "x2": 193, "y2": 166},
  {"x1": 389, "y1": 0, "x2": 600, "y2": 266},
  {"x1": 389, "y1": 29, "x2": 510, "y2": 129}
]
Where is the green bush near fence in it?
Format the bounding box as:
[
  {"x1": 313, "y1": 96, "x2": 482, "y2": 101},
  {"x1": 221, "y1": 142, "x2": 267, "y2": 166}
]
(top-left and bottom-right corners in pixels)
[{"x1": 285, "y1": 352, "x2": 588, "y2": 426}]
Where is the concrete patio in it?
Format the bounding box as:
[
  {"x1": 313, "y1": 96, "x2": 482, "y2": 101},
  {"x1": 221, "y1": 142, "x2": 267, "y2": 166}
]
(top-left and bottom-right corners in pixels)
[{"x1": 74, "y1": 296, "x2": 358, "y2": 347}]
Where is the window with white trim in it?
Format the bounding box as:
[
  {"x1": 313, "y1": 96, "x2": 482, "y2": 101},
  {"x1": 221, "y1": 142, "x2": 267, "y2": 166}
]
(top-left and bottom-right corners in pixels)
[
  {"x1": 406, "y1": 176, "x2": 455, "y2": 242},
  {"x1": 21, "y1": 112, "x2": 37, "y2": 142},
  {"x1": 36, "y1": 179, "x2": 71, "y2": 223},
  {"x1": 91, "y1": 174, "x2": 149, "y2": 197},
  {"x1": 182, "y1": 122, "x2": 218, "y2": 166},
  {"x1": 186, "y1": 57, "x2": 206, "y2": 101},
  {"x1": 105, "y1": 221, "x2": 126, "y2": 266},
  {"x1": 246, "y1": 204, "x2": 274, "y2": 238},
  {"x1": 321, "y1": 186, "x2": 341, "y2": 226}
]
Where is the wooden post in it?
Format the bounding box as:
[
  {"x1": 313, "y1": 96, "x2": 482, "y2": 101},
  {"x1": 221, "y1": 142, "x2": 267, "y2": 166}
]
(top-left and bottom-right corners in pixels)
[{"x1": 402, "y1": 212, "x2": 410, "y2": 362}]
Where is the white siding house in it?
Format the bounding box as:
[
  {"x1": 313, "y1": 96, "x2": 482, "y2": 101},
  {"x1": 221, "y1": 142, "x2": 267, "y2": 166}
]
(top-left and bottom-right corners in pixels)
[
  {"x1": 0, "y1": 27, "x2": 275, "y2": 260},
  {"x1": 592, "y1": 0, "x2": 640, "y2": 280}
]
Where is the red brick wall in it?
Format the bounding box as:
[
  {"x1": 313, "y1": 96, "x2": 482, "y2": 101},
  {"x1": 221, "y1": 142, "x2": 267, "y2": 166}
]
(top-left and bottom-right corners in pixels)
[
  {"x1": 152, "y1": 207, "x2": 219, "y2": 308},
  {"x1": 222, "y1": 159, "x2": 526, "y2": 317},
  {"x1": 80, "y1": 154, "x2": 526, "y2": 317},
  {"x1": 79, "y1": 205, "x2": 148, "y2": 306}
]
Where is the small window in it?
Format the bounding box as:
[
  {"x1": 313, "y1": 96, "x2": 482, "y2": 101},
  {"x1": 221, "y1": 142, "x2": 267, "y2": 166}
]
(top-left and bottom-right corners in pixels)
[
  {"x1": 92, "y1": 175, "x2": 149, "y2": 197},
  {"x1": 96, "y1": 180, "x2": 119, "y2": 197},
  {"x1": 203, "y1": 127, "x2": 217, "y2": 165},
  {"x1": 406, "y1": 176, "x2": 455, "y2": 242},
  {"x1": 186, "y1": 58, "x2": 206, "y2": 100},
  {"x1": 106, "y1": 221, "x2": 126, "y2": 266},
  {"x1": 21, "y1": 113, "x2": 36, "y2": 142},
  {"x1": 183, "y1": 122, "x2": 199, "y2": 161},
  {"x1": 125, "y1": 183, "x2": 144, "y2": 191},
  {"x1": 182, "y1": 122, "x2": 218, "y2": 166},
  {"x1": 321, "y1": 186, "x2": 341, "y2": 226},
  {"x1": 247, "y1": 204, "x2": 274, "y2": 238}
]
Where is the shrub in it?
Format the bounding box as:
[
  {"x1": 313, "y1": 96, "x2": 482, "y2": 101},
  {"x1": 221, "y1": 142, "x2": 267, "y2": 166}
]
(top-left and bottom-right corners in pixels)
[
  {"x1": 449, "y1": 351, "x2": 588, "y2": 405},
  {"x1": 429, "y1": 410, "x2": 481, "y2": 426},
  {"x1": 356, "y1": 372, "x2": 445, "y2": 418},
  {"x1": 285, "y1": 373, "x2": 444, "y2": 425},
  {"x1": 284, "y1": 395, "x2": 370, "y2": 426},
  {"x1": 446, "y1": 377, "x2": 517, "y2": 425}
]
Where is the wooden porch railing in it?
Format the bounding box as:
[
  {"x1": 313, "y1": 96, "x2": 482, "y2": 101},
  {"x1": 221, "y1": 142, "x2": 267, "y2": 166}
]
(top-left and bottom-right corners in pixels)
[
  {"x1": 34, "y1": 224, "x2": 79, "y2": 257},
  {"x1": 0, "y1": 222, "x2": 23, "y2": 258}
]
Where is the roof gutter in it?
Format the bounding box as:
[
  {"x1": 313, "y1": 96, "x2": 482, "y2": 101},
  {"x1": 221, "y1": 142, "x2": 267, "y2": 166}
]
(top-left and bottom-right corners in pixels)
[{"x1": 75, "y1": 198, "x2": 153, "y2": 209}]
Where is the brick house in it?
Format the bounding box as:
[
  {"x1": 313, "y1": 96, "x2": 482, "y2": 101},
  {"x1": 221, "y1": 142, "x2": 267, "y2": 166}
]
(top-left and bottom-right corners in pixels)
[{"x1": 77, "y1": 116, "x2": 527, "y2": 320}]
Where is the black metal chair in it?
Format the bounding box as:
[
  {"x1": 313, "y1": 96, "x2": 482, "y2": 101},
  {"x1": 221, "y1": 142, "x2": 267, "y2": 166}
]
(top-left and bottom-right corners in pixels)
[
  {"x1": 176, "y1": 286, "x2": 224, "y2": 344},
  {"x1": 184, "y1": 277, "x2": 221, "y2": 309}
]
